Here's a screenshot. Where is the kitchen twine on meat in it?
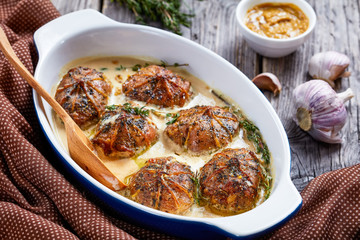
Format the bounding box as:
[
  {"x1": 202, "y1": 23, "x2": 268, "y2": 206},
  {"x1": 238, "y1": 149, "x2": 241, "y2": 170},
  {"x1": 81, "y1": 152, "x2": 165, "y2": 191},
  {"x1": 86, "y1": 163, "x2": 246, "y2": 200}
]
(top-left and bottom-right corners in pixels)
[{"x1": 1, "y1": 0, "x2": 360, "y2": 240}]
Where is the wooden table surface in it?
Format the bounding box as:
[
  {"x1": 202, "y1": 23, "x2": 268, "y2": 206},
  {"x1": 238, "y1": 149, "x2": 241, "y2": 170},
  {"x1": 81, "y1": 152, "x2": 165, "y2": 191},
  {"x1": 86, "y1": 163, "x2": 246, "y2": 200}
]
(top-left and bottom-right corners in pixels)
[{"x1": 51, "y1": 0, "x2": 359, "y2": 192}]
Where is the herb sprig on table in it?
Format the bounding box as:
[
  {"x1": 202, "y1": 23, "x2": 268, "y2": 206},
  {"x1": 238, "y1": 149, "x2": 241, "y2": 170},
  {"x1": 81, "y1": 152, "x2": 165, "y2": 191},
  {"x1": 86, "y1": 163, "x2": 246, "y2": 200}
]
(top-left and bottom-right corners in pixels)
[{"x1": 111, "y1": 0, "x2": 194, "y2": 35}]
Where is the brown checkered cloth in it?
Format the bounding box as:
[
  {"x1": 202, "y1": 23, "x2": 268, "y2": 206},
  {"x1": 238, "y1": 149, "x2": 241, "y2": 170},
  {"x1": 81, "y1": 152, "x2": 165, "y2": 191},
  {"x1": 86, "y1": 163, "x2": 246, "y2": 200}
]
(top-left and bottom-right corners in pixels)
[{"x1": 1, "y1": 0, "x2": 360, "y2": 239}]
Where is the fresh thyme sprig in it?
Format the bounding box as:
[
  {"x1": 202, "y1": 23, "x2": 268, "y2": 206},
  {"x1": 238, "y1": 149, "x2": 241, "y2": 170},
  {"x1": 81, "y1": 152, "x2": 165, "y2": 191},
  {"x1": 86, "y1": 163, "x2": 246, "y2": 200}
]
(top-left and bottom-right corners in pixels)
[
  {"x1": 105, "y1": 104, "x2": 118, "y2": 111},
  {"x1": 166, "y1": 112, "x2": 179, "y2": 125},
  {"x1": 239, "y1": 116, "x2": 271, "y2": 164},
  {"x1": 232, "y1": 109, "x2": 270, "y2": 164},
  {"x1": 263, "y1": 174, "x2": 273, "y2": 199},
  {"x1": 190, "y1": 172, "x2": 202, "y2": 205},
  {"x1": 123, "y1": 103, "x2": 149, "y2": 117},
  {"x1": 111, "y1": 0, "x2": 194, "y2": 35}
]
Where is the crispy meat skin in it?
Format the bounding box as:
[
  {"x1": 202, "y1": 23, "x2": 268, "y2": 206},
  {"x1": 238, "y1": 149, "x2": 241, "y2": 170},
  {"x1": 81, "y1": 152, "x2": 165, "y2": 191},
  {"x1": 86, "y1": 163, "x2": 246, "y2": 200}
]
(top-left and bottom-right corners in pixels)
[
  {"x1": 55, "y1": 67, "x2": 111, "y2": 129},
  {"x1": 122, "y1": 65, "x2": 191, "y2": 107},
  {"x1": 127, "y1": 157, "x2": 195, "y2": 214},
  {"x1": 199, "y1": 148, "x2": 264, "y2": 215},
  {"x1": 91, "y1": 105, "x2": 158, "y2": 158},
  {"x1": 164, "y1": 106, "x2": 239, "y2": 153}
]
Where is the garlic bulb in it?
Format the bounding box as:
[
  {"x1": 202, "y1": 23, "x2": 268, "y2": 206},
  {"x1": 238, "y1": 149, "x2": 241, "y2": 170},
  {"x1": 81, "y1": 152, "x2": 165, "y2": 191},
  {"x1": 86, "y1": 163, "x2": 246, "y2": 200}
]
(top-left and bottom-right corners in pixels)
[
  {"x1": 293, "y1": 80, "x2": 354, "y2": 143},
  {"x1": 308, "y1": 51, "x2": 351, "y2": 87},
  {"x1": 252, "y1": 73, "x2": 281, "y2": 96}
]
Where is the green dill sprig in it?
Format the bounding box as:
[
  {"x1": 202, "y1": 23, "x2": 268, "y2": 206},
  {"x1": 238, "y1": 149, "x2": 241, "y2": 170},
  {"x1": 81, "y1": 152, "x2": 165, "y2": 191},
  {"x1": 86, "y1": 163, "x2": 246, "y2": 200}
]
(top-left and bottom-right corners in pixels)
[
  {"x1": 111, "y1": 0, "x2": 194, "y2": 35},
  {"x1": 123, "y1": 103, "x2": 149, "y2": 117},
  {"x1": 166, "y1": 112, "x2": 179, "y2": 125}
]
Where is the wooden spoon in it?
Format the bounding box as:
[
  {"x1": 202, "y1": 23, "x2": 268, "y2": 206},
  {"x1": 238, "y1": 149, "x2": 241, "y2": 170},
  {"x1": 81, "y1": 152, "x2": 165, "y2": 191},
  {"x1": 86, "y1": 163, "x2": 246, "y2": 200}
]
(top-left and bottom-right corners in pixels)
[{"x1": 0, "y1": 27, "x2": 125, "y2": 191}]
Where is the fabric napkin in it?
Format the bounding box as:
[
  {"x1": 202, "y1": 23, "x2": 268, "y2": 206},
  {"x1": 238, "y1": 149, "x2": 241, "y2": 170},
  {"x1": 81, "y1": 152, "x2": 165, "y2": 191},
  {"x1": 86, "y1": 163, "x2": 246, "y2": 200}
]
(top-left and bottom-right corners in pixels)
[
  {"x1": 266, "y1": 164, "x2": 360, "y2": 239},
  {"x1": 1, "y1": 0, "x2": 360, "y2": 239}
]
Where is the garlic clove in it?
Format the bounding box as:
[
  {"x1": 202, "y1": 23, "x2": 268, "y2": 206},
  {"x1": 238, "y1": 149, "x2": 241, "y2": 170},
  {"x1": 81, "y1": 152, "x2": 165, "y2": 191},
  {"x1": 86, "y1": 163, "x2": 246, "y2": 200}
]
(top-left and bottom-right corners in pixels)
[
  {"x1": 337, "y1": 88, "x2": 354, "y2": 103},
  {"x1": 252, "y1": 73, "x2": 281, "y2": 96},
  {"x1": 292, "y1": 80, "x2": 354, "y2": 144},
  {"x1": 309, "y1": 51, "x2": 350, "y2": 87}
]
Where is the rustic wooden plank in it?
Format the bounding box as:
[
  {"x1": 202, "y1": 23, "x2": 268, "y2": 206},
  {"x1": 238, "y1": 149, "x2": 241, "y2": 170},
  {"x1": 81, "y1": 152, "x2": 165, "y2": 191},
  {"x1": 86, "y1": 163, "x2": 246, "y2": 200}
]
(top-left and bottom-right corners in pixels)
[
  {"x1": 51, "y1": 0, "x2": 101, "y2": 15},
  {"x1": 102, "y1": 0, "x2": 136, "y2": 23},
  {"x1": 261, "y1": 0, "x2": 360, "y2": 191}
]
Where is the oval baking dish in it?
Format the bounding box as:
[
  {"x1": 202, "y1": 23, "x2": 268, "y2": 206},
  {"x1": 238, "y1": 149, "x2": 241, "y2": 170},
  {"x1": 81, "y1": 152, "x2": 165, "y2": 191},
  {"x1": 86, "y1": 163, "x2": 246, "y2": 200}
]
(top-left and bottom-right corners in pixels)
[{"x1": 33, "y1": 9, "x2": 301, "y2": 239}]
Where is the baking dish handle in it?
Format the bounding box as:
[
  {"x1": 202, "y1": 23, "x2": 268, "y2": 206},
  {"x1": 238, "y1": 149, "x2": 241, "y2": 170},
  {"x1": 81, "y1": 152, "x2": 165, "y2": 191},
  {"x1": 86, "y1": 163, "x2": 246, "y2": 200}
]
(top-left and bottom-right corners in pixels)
[{"x1": 34, "y1": 9, "x2": 121, "y2": 57}]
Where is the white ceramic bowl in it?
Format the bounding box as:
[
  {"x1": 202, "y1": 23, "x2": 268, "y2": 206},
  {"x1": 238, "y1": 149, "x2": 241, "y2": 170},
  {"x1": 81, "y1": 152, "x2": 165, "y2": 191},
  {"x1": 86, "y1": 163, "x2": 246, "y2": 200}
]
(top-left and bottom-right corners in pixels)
[
  {"x1": 236, "y1": 0, "x2": 317, "y2": 58},
  {"x1": 33, "y1": 9, "x2": 301, "y2": 239}
]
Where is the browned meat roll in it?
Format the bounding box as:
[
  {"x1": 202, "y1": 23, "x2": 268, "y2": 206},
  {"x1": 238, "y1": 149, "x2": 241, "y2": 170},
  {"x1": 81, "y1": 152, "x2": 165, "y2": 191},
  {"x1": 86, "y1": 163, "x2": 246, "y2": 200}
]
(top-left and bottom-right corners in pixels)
[
  {"x1": 164, "y1": 106, "x2": 239, "y2": 153},
  {"x1": 91, "y1": 104, "x2": 158, "y2": 158},
  {"x1": 127, "y1": 157, "x2": 195, "y2": 214},
  {"x1": 199, "y1": 148, "x2": 265, "y2": 215},
  {"x1": 122, "y1": 65, "x2": 191, "y2": 107},
  {"x1": 55, "y1": 67, "x2": 112, "y2": 129}
]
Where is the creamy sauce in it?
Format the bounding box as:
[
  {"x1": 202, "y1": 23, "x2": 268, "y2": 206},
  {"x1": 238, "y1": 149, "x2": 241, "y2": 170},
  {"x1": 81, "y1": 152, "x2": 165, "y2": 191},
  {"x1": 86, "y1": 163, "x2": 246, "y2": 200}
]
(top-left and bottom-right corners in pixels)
[
  {"x1": 52, "y1": 56, "x2": 271, "y2": 218},
  {"x1": 245, "y1": 3, "x2": 309, "y2": 39}
]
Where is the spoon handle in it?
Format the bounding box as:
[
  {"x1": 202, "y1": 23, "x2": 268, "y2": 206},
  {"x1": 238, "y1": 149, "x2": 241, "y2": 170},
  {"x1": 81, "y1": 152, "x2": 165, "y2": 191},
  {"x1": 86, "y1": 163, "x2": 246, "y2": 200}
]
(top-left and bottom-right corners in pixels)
[{"x1": 0, "y1": 27, "x2": 125, "y2": 191}]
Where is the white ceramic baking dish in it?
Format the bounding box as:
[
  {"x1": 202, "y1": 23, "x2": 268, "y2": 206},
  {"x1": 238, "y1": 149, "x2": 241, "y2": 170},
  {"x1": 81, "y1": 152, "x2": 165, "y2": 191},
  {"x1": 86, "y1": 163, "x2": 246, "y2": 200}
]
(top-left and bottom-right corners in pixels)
[{"x1": 33, "y1": 9, "x2": 301, "y2": 239}]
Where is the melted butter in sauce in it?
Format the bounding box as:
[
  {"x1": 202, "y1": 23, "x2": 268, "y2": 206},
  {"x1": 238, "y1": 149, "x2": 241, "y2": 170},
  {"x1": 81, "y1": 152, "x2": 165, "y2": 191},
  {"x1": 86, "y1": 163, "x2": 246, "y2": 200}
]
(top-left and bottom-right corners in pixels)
[{"x1": 52, "y1": 56, "x2": 270, "y2": 218}]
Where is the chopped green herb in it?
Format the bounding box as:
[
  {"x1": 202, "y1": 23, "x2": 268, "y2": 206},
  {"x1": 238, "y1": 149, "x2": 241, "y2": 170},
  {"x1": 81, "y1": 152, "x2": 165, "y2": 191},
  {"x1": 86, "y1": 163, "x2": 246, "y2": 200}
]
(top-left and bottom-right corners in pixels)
[
  {"x1": 123, "y1": 103, "x2": 149, "y2": 117},
  {"x1": 166, "y1": 113, "x2": 179, "y2": 125},
  {"x1": 100, "y1": 67, "x2": 108, "y2": 71},
  {"x1": 105, "y1": 105, "x2": 117, "y2": 111},
  {"x1": 132, "y1": 64, "x2": 142, "y2": 71},
  {"x1": 160, "y1": 60, "x2": 167, "y2": 67},
  {"x1": 159, "y1": 60, "x2": 189, "y2": 68},
  {"x1": 119, "y1": 62, "x2": 189, "y2": 72},
  {"x1": 116, "y1": 65, "x2": 127, "y2": 71}
]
